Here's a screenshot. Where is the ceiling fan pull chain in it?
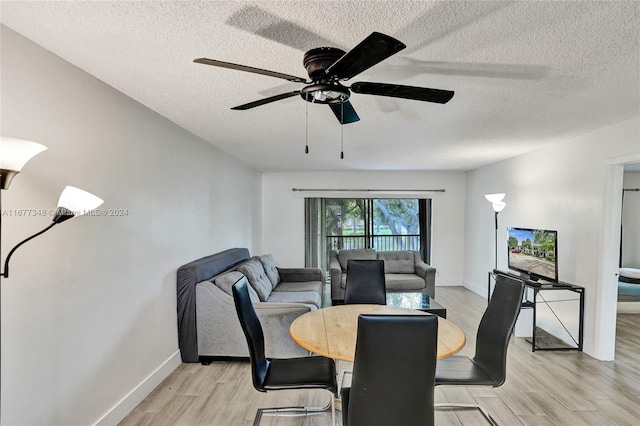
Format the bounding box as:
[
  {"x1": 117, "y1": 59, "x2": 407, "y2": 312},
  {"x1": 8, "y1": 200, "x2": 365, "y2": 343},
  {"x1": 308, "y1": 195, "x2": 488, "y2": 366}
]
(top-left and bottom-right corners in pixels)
[
  {"x1": 305, "y1": 100, "x2": 309, "y2": 154},
  {"x1": 340, "y1": 103, "x2": 344, "y2": 159}
]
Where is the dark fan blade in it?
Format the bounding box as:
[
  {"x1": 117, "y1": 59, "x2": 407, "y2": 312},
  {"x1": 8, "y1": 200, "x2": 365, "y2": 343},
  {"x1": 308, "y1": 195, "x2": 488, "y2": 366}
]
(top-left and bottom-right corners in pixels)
[
  {"x1": 351, "y1": 82, "x2": 454, "y2": 104},
  {"x1": 329, "y1": 101, "x2": 360, "y2": 124},
  {"x1": 231, "y1": 91, "x2": 300, "y2": 110},
  {"x1": 325, "y1": 32, "x2": 406, "y2": 80},
  {"x1": 194, "y1": 58, "x2": 308, "y2": 83}
]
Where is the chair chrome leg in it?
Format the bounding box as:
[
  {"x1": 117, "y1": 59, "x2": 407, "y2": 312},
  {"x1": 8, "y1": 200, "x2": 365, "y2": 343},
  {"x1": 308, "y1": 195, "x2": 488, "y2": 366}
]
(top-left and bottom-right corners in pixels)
[
  {"x1": 435, "y1": 402, "x2": 499, "y2": 426},
  {"x1": 253, "y1": 392, "x2": 336, "y2": 426},
  {"x1": 331, "y1": 394, "x2": 336, "y2": 426},
  {"x1": 337, "y1": 368, "x2": 353, "y2": 396}
]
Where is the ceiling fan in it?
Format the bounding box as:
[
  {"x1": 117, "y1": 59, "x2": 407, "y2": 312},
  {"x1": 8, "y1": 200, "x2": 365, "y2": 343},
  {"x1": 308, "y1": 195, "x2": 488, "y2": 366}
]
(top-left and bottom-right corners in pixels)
[{"x1": 194, "y1": 32, "x2": 454, "y2": 124}]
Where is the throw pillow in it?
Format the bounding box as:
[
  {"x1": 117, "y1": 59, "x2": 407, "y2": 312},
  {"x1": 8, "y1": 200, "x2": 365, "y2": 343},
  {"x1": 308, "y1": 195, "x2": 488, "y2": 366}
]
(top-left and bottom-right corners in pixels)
[
  {"x1": 213, "y1": 271, "x2": 259, "y2": 302},
  {"x1": 238, "y1": 259, "x2": 273, "y2": 302},
  {"x1": 258, "y1": 254, "x2": 281, "y2": 289}
]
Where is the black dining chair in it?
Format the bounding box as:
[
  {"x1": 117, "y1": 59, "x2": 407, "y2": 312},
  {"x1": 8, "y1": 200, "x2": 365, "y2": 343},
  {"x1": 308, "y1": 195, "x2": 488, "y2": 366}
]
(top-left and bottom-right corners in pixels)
[
  {"x1": 434, "y1": 274, "x2": 525, "y2": 425},
  {"x1": 232, "y1": 277, "x2": 337, "y2": 426},
  {"x1": 344, "y1": 259, "x2": 386, "y2": 305},
  {"x1": 341, "y1": 314, "x2": 439, "y2": 426},
  {"x1": 340, "y1": 259, "x2": 387, "y2": 391}
]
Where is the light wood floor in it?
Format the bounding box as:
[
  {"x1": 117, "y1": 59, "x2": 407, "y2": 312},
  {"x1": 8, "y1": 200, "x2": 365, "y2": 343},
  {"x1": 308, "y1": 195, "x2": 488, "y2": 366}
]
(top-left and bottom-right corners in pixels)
[{"x1": 120, "y1": 286, "x2": 640, "y2": 425}]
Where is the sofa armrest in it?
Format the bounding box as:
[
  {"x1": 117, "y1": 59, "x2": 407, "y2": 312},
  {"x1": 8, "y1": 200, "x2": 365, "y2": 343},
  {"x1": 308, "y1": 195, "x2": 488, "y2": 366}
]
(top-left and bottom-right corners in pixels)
[
  {"x1": 329, "y1": 255, "x2": 341, "y2": 271},
  {"x1": 278, "y1": 267, "x2": 323, "y2": 282},
  {"x1": 412, "y1": 251, "x2": 436, "y2": 299},
  {"x1": 414, "y1": 261, "x2": 436, "y2": 278},
  {"x1": 415, "y1": 261, "x2": 436, "y2": 299},
  {"x1": 329, "y1": 254, "x2": 343, "y2": 302}
]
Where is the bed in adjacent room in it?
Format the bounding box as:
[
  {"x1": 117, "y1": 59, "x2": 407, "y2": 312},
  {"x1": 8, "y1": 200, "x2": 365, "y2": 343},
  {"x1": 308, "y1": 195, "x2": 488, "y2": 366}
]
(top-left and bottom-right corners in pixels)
[{"x1": 618, "y1": 268, "x2": 640, "y2": 313}]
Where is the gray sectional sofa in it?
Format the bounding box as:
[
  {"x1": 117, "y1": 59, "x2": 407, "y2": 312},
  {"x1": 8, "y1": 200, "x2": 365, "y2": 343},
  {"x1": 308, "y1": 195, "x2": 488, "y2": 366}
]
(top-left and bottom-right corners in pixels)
[
  {"x1": 329, "y1": 249, "x2": 436, "y2": 304},
  {"x1": 177, "y1": 248, "x2": 324, "y2": 363}
]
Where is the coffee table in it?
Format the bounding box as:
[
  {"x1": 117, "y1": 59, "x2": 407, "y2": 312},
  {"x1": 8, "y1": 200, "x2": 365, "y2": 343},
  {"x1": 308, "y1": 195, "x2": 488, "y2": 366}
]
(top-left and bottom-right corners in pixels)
[{"x1": 386, "y1": 292, "x2": 447, "y2": 318}]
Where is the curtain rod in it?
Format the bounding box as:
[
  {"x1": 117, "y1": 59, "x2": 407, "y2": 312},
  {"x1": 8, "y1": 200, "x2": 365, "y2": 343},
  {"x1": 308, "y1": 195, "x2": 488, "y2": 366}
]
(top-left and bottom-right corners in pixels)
[
  {"x1": 292, "y1": 188, "x2": 446, "y2": 192},
  {"x1": 623, "y1": 188, "x2": 640, "y2": 192}
]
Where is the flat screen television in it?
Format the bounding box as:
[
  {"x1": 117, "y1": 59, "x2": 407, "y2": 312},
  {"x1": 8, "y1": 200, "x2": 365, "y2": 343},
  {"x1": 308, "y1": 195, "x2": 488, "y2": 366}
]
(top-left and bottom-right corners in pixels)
[{"x1": 507, "y1": 227, "x2": 558, "y2": 282}]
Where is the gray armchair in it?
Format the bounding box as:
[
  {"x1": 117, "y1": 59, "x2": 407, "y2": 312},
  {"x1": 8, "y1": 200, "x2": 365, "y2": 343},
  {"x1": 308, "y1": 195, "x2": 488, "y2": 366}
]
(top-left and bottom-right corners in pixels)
[{"x1": 330, "y1": 249, "x2": 435, "y2": 304}]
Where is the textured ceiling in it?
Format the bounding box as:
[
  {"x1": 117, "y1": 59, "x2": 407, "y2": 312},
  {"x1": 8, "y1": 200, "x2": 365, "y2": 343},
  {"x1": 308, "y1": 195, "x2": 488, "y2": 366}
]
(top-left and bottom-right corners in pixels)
[{"x1": 1, "y1": 1, "x2": 639, "y2": 172}]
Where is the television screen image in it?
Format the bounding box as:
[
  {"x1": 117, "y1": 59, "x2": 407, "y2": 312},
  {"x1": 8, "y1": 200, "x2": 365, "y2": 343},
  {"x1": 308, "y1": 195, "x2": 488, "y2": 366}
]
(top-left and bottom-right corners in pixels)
[{"x1": 507, "y1": 227, "x2": 558, "y2": 282}]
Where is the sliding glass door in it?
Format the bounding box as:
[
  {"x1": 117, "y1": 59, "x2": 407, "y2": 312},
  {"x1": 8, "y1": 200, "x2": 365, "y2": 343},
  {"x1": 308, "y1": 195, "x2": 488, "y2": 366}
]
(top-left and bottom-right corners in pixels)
[{"x1": 305, "y1": 198, "x2": 431, "y2": 271}]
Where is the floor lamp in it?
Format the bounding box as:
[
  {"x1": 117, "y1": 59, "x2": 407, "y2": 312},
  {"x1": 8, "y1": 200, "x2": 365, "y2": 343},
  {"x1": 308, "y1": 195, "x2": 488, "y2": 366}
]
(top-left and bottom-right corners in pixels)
[
  {"x1": 484, "y1": 193, "x2": 506, "y2": 271},
  {"x1": 0, "y1": 136, "x2": 104, "y2": 421}
]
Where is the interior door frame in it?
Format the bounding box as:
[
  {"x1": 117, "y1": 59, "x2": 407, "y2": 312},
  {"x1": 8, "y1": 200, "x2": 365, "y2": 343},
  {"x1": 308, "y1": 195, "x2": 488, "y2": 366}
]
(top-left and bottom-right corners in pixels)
[{"x1": 595, "y1": 152, "x2": 640, "y2": 360}]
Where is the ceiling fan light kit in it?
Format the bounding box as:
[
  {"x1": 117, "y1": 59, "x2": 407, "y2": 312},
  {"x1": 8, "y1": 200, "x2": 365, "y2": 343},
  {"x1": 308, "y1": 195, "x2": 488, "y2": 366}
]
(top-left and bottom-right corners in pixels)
[
  {"x1": 300, "y1": 83, "x2": 350, "y2": 104},
  {"x1": 194, "y1": 31, "x2": 454, "y2": 125}
]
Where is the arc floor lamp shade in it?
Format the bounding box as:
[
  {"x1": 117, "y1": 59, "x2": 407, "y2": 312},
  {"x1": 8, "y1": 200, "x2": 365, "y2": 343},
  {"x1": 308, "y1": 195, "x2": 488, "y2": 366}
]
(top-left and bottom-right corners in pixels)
[
  {"x1": 0, "y1": 137, "x2": 48, "y2": 189},
  {"x1": 54, "y1": 186, "x2": 104, "y2": 223}
]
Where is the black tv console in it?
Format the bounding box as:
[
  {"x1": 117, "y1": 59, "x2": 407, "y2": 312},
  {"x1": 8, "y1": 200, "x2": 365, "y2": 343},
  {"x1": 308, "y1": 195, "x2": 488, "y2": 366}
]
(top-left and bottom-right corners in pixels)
[{"x1": 488, "y1": 270, "x2": 584, "y2": 352}]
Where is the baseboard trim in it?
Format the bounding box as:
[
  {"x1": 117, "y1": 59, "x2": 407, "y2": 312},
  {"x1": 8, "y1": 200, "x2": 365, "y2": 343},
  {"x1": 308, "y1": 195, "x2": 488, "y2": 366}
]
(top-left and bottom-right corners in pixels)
[
  {"x1": 435, "y1": 280, "x2": 461, "y2": 287},
  {"x1": 92, "y1": 350, "x2": 182, "y2": 426}
]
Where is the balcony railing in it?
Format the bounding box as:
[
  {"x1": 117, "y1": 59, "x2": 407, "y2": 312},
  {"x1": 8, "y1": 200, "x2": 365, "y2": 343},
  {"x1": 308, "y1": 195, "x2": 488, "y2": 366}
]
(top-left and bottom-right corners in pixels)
[{"x1": 327, "y1": 234, "x2": 420, "y2": 252}]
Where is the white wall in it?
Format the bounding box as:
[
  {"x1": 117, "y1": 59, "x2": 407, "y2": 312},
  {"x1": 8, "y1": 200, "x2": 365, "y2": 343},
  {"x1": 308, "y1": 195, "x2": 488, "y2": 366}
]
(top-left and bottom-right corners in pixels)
[
  {"x1": 464, "y1": 116, "x2": 640, "y2": 357},
  {"x1": 622, "y1": 172, "x2": 640, "y2": 267},
  {"x1": 0, "y1": 26, "x2": 261, "y2": 425},
  {"x1": 261, "y1": 171, "x2": 466, "y2": 286}
]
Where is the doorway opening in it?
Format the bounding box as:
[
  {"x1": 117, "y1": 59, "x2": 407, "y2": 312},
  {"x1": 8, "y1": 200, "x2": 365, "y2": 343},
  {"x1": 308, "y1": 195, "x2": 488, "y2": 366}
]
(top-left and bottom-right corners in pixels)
[{"x1": 597, "y1": 153, "x2": 640, "y2": 360}]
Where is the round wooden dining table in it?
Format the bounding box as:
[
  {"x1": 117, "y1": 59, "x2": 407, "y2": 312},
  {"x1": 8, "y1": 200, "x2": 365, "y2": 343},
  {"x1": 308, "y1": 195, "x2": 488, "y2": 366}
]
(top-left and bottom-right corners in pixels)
[{"x1": 290, "y1": 304, "x2": 466, "y2": 362}]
